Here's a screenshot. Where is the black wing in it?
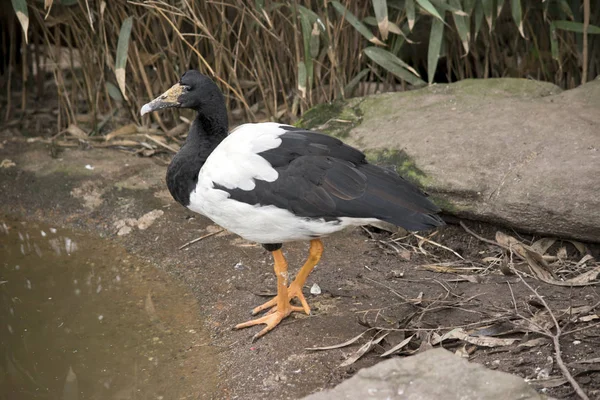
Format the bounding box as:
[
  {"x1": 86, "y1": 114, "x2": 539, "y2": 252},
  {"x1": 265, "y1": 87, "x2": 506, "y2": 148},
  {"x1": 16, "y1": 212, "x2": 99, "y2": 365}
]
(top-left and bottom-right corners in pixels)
[{"x1": 215, "y1": 126, "x2": 444, "y2": 231}]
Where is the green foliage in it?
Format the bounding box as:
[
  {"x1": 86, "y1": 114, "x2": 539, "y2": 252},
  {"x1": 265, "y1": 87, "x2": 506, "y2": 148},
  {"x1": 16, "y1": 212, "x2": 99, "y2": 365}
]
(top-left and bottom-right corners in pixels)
[
  {"x1": 115, "y1": 17, "x2": 133, "y2": 101},
  {"x1": 4, "y1": 0, "x2": 599, "y2": 131},
  {"x1": 11, "y1": 0, "x2": 29, "y2": 44}
]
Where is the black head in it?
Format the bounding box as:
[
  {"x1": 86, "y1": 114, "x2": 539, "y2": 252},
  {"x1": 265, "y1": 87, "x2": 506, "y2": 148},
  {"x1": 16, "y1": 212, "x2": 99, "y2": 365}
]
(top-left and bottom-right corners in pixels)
[{"x1": 141, "y1": 70, "x2": 223, "y2": 115}]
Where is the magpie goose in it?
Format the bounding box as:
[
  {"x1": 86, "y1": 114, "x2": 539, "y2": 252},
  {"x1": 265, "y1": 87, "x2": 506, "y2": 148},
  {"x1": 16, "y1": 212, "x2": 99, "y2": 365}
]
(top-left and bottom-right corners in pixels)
[{"x1": 141, "y1": 70, "x2": 444, "y2": 340}]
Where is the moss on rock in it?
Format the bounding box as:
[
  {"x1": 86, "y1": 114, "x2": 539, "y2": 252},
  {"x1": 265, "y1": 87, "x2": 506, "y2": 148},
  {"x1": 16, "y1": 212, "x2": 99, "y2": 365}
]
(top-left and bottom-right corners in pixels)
[
  {"x1": 364, "y1": 149, "x2": 432, "y2": 188},
  {"x1": 296, "y1": 98, "x2": 364, "y2": 138}
]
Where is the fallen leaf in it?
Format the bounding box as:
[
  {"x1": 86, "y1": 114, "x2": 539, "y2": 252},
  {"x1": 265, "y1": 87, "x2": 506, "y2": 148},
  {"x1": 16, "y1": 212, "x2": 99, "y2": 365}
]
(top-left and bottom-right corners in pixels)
[
  {"x1": 537, "y1": 356, "x2": 554, "y2": 380},
  {"x1": 518, "y1": 337, "x2": 550, "y2": 348},
  {"x1": 105, "y1": 123, "x2": 138, "y2": 141},
  {"x1": 527, "y1": 376, "x2": 568, "y2": 389},
  {"x1": 579, "y1": 314, "x2": 599, "y2": 322},
  {"x1": 66, "y1": 124, "x2": 88, "y2": 139},
  {"x1": 340, "y1": 331, "x2": 389, "y2": 367},
  {"x1": 567, "y1": 240, "x2": 588, "y2": 255},
  {"x1": 557, "y1": 246, "x2": 567, "y2": 260},
  {"x1": 1, "y1": 159, "x2": 16, "y2": 168},
  {"x1": 455, "y1": 274, "x2": 481, "y2": 283},
  {"x1": 482, "y1": 256, "x2": 502, "y2": 263},
  {"x1": 414, "y1": 292, "x2": 423, "y2": 305},
  {"x1": 561, "y1": 265, "x2": 600, "y2": 286},
  {"x1": 497, "y1": 231, "x2": 599, "y2": 286},
  {"x1": 574, "y1": 254, "x2": 595, "y2": 269},
  {"x1": 307, "y1": 328, "x2": 376, "y2": 351},
  {"x1": 530, "y1": 238, "x2": 556, "y2": 255},
  {"x1": 472, "y1": 322, "x2": 519, "y2": 337},
  {"x1": 380, "y1": 334, "x2": 414, "y2": 357},
  {"x1": 435, "y1": 328, "x2": 519, "y2": 347},
  {"x1": 570, "y1": 357, "x2": 600, "y2": 364},
  {"x1": 419, "y1": 264, "x2": 464, "y2": 273}
]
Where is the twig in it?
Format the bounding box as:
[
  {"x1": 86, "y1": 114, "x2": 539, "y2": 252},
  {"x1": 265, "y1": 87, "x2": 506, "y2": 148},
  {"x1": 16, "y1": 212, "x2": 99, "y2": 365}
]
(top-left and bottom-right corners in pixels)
[
  {"x1": 460, "y1": 221, "x2": 527, "y2": 262},
  {"x1": 564, "y1": 321, "x2": 600, "y2": 337},
  {"x1": 507, "y1": 282, "x2": 519, "y2": 315},
  {"x1": 363, "y1": 277, "x2": 413, "y2": 303},
  {"x1": 413, "y1": 233, "x2": 464, "y2": 260},
  {"x1": 582, "y1": 0, "x2": 590, "y2": 84},
  {"x1": 459, "y1": 221, "x2": 499, "y2": 247},
  {"x1": 179, "y1": 229, "x2": 223, "y2": 250},
  {"x1": 144, "y1": 134, "x2": 179, "y2": 153},
  {"x1": 513, "y1": 269, "x2": 589, "y2": 400}
]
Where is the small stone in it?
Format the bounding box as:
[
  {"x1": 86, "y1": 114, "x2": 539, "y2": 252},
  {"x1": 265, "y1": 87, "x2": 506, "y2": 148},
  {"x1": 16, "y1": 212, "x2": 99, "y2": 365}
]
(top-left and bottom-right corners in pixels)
[{"x1": 310, "y1": 283, "x2": 321, "y2": 295}]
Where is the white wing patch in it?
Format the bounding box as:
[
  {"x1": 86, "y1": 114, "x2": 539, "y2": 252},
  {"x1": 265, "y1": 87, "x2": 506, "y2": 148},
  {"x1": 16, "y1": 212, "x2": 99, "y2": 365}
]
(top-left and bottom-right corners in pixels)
[{"x1": 200, "y1": 122, "x2": 287, "y2": 190}]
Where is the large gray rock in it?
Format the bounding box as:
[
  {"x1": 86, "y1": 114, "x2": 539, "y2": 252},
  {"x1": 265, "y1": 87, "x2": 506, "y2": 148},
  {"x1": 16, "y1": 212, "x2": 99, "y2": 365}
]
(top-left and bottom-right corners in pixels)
[
  {"x1": 303, "y1": 348, "x2": 546, "y2": 400},
  {"x1": 299, "y1": 78, "x2": 600, "y2": 242}
]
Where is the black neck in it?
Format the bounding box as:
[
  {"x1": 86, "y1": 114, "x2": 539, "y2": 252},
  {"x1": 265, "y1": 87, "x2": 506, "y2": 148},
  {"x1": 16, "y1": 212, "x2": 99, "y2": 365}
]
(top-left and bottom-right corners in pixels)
[{"x1": 166, "y1": 103, "x2": 228, "y2": 207}]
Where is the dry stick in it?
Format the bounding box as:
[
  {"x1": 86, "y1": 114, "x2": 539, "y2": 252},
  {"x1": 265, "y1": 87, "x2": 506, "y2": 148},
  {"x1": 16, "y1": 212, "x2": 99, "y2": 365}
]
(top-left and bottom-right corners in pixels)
[
  {"x1": 459, "y1": 221, "x2": 527, "y2": 262},
  {"x1": 363, "y1": 277, "x2": 413, "y2": 303},
  {"x1": 413, "y1": 233, "x2": 464, "y2": 260},
  {"x1": 144, "y1": 134, "x2": 178, "y2": 153},
  {"x1": 464, "y1": 221, "x2": 589, "y2": 398},
  {"x1": 179, "y1": 230, "x2": 223, "y2": 250},
  {"x1": 582, "y1": 0, "x2": 590, "y2": 84},
  {"x1": 513, "y1": 269, "x2": 589, "y2": 400}
]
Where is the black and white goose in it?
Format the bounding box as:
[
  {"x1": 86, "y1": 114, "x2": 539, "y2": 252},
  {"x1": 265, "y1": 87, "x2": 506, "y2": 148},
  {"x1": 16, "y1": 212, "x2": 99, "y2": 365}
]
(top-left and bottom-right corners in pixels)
[{"x1": 141, "y1": 70, "x2": 444, "y2": 340}]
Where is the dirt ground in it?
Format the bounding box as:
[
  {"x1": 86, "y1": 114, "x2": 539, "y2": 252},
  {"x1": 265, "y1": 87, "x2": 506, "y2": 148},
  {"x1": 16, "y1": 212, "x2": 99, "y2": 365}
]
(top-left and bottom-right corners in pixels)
[{"x1": 1, "y1": 132, "x2": 599, "y2": 400}]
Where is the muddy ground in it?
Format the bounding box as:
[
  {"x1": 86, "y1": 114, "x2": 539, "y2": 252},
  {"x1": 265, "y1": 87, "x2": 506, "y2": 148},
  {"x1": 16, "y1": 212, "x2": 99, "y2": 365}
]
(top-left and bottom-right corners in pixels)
[{"x1": 1, "y1": 133, "x2": 599, "y2": 400}]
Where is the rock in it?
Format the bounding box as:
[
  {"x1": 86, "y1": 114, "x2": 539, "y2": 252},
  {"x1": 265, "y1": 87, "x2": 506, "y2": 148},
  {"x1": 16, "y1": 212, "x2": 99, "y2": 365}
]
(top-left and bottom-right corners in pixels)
[
  {"x1": 137, "y1": 209, "x2": 164, "y2": 230},
  {"x1": 303, "y1": 348, "x2": 547, "y2": 400},
  {"x1": 299, "y1": 78, "x2": 600, "y2": 242}
]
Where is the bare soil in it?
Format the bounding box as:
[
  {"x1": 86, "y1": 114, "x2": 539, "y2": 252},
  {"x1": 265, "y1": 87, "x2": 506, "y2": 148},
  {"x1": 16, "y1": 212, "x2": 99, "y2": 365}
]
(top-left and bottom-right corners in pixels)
[{"x1": 1, "y1": 132, "x2": 599, "y2": 400}]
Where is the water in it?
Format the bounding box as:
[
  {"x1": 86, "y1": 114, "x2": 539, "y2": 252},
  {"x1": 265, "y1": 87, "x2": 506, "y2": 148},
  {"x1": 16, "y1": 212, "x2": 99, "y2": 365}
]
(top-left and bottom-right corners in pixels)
[{"x1": 0, "y1": 217, "x2": 218, "y2": 399}]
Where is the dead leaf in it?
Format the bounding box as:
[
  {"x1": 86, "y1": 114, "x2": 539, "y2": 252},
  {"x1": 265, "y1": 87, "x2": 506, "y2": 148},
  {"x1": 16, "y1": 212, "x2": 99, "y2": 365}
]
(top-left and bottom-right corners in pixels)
[
  {"x1": 575, "y1": 254, "x2": 595, "y2": 269},
  {"x1": 66, "y1": 124, "x2": 88, "y2": 139},
  {"x1": 518, "y1": 337, "x2": 550, "y2": 348},
  {"x1": 563, "y1": 305, "x2": 594, "y2": 315},
  {"x1": 530, "y1": 238, "x2": 556, "y2": 255},
  {"x1": 557, "y1": 246, "x2": 567, "y2": 260},
  {"x1": 537, "y1": 356, "x2": 553, "y2": 380},
  {"x1": 567, "y1": 240, "x2": 588, "y2": 255},
  {"x1": 528, "y1": 376, "x2": 568, "y2": 389},
  {"x1": 482, "y1": 256, "x2": 502, "y2": 263},
  {"x1": 105, "y1": 123, "x2": 138, "y2": 141},
  {"x1": 570, "y1": 357, "x2": 600, "y2": 364},
  {"x1": 94, "y1": 140, "x2": 140, "y2": 147},
  {"x1": 380, "y1": 334, "x2": 414, "y2": 357},
  {"x1": 561, "y1": 265, "x2": 600, "y2": 286},
  {"x1": 307, "y1": 328, "x2": 376, "y2": 351},
  {"x1": 436, "y1": 328, "x2": 519, "y2": 347},
  {"x1": 497, "y1": 231, "x2": 599, "y2": 286},
  {"x1": 471, "y1": 322, "x2": 518, "y2": 337},
  {"x1": 579, "y1": 314, "x2": 599, "y2": 322},
  {"x1": 419, "y1": 264, "x2": 464, "y2": 273},
  {"x1": 414, "y1": 292, "x2": 423, "y2": 305},
  {"x1": 0, "y1": 159, "x2": 16, "y2": 168},
  {"x1": 455, "y1": 274, "x2": 481, "y2": 283},
  {"x1": 340, "y1": 331, "x2": 389, "y2": 367}
]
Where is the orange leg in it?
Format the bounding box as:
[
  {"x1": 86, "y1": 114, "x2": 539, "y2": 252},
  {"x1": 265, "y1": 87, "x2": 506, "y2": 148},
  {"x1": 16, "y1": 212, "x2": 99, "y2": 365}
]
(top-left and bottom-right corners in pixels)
[
  {"x1": 235, "y1": 249, "x2": 300, "y2": 340},
  {"x1": 251, "y1": 239, "x2": 324, "y2": 316}
]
